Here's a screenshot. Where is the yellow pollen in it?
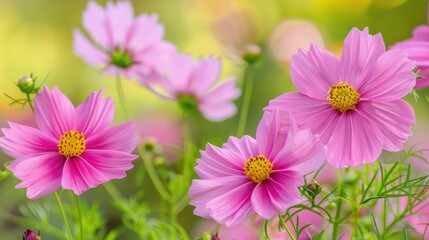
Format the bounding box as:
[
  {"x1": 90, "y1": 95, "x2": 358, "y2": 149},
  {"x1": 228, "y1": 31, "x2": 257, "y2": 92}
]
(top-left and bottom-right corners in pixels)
[
  {"x1": 327, "y1": 81, "x2": 360, "y2": 113},
  {"x1": 58, "y1": 130, "x2": 86, "y2": 158},
  {"x1": 244, "y1": 155, "x2": 273, "y2": 183}
]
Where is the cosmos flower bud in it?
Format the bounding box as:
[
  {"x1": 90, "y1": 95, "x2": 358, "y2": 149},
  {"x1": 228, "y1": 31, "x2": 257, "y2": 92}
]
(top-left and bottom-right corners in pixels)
[
  {"x1": 200, "y1": 232, "x2": 220, "y2": 240},
  {"x1": 17, "y1": 74, "x2": 38, "y2": 94},
  {"x1": 22, "y1": 229, "x2": 43, "y2": 240},
  {"x1": 306, "y1": 179, "x2": 322, "y2": 197},
  {"x1": 241, "y1": 44, "x2": 261, "y2": 65}
]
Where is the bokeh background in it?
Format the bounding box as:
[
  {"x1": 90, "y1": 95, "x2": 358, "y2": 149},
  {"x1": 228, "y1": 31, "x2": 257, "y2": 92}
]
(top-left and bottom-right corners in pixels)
[{"x1": 1, "y1": 0, "x2": 429, "y2": 239}]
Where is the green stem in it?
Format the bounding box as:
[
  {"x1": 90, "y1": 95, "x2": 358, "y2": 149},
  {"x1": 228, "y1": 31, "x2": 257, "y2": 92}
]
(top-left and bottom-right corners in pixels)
[
  {"x1": 102, "y1": 181, "x2": 124, "y2": 202},
  {"x1": 172, "y1": 195, "x2": 191, "y2": 214},
  {"x1": 54, "y1": 191, "x2": 74, "y2": 240},
  {"x1": 278, "y1": 214, "x2": 296, "y2": 240},
  {"x1": 236, "y1": 66, "x2": 254, "y2": 136},
  {"x1": 332, "y1": 186, "x2": 345, "y2": 240},
  {"x1": 26, "y1": 93, "x2": 34, "y2": 112},
  {"x1": 170, "y1": 207, "x2": 177, "y2": 225},
  {"x1": 140, "y1": 149, "x2": 171, "y2": 200},
  {"x1": 116, "y1": 75, "x2": 129, "y2": 119},
  {"x1": 75, "y1": 195, "x2": 84, "y2": 240}
]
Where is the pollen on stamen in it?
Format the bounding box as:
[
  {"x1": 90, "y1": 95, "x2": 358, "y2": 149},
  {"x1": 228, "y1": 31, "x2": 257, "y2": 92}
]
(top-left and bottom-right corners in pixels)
[
  {"x1": 58, "y1": 130, "x2": 86, "y2": 158},
  {"x1": 327, "y1": 81, "x2": 360, "y2": 113},
  {"x1": 244, "y1": 155, "x2": 273, "y2": 183}
]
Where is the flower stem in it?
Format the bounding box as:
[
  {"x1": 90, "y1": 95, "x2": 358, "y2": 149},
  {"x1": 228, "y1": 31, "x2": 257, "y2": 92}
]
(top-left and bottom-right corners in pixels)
[
  {"x1": 102, "y1": 181, "x2": 124, "y2": 202},
  {"x1": 236, "y1": 66, "x2": 254, "y2": 136},
  {"x1": 54, "y1": 191, "x2": 73, "y2": 240},
  {"x1": 140, "y1": 149, "x2": 171, "y2": 200},
  {"x1": 26, "y1": 93, "x2": 34, "y2": 112},
  {"x1": 332, "y1": 185, "x2": 346, "y2": 239},
  {"x1": 115, "y1": 75, "x2": 129, "y2": 119},
  {"x1": 278, "y1": 214, "x2": 296, "y2": 240},
  {"x1": 75, "y1": 195, "x2": 84, "y2": 240}
]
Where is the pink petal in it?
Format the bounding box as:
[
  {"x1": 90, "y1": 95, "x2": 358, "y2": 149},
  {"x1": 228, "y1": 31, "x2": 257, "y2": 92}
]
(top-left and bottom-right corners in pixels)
[
  {"x1": 189, "y1": 57, "x2": 222, "y2": 94},
  {"x1": 80, "y1": 149, "x2": 137, "y2": 179},
  {"x1": 326, "y1": 111, "x2": 383, "y2": 168},
  {"x1": 195, "y1": 142, "x2": 245, "y2": 179},
  {"x1": 264, "y1": 92, "x2": 341, "y2": 144},
  {"x1": 391, "y1": 31, "x2": 429, "y2": 89},
  {"x1": 0, "y1": 122, "x2": 57, "y2": 160},
  {"x1": 105, "y1": 1, "x2": 134, "y2": 47},
  {"x1": 61, "y1": 157, "x2": 109, "y2": 195},
  {"x1": 358, "y1": 100, "x2": 415, "y2": 152},
  {"x1": 358, "y1": 49, "x2": 415, "y2": 101},
  {"x1": 125, "y1": 14, "x2": 164, "y2": 53},
  {"x1": 256, "y1": 109, "x2": 287, "y2": 160},
  {"x1": 251, "y1": 182, "x2": 277, "y2": 219},
  {"x1": 339, "y1": 27, "x2": 386, "y2": 89},
  {"x1": 135, "y1": 41, "x2": 177, "y2": 76},
  {"x1": 411, "y1": 26, "x2": 429, "y2": 41},
  {"x1": 188, "y1": 175, "x2": 249, "y2": 198},
  {"x1": 76, "y1": 89, "x2": 113, "y2": 136},
  {"x1": 82, "y1": 1, "x2": 111, "y2": 48},
  {"x1": 200, "y1": 77, "x2": 241, "y2": 104},
  {"x1": 163, "y1": 53, "x2": 195, "y2": 94},
  {"x1": 206, "y1": 182, "x2": 254, "y2": 226},
  {"x1": 267, "y1": 170, "x2": 303, "y2": 213},
  {"x1": 73, "y1": 30, "x2": 109, "y2": 66},
  {"x1": 273, "y1": 128, "x2": 326, "y2": 174},
  {"x1": 218, "y1": 223, "x2": 258, "y2": 240},
  {"x1": 199, "y1": 102, "x2": 237, "y2": 122},
  {"x1": 416, "y1": 78, "x2": 429, "y2": 88},
  {"x1": 13, "y1": 153, "x2": 64, "y2": 199},
  {"x1": 394, "y1": 41, "x2": 429, "y2": 88},
  {"x1": 86, "y1": 122, "x2": 139, "y2": 153},
  {"x1": 290, "y1": 44, "x2": 339, "y2": 100},
  {"x1": 190, "y1": 187, "x2": 228, "y2": 218},
  {"x1": 222, "y1": 135, "x2": 258, "y2": 160},
  {"x1": 34, "y1": 87, "x2": 76, "y2": 139}
]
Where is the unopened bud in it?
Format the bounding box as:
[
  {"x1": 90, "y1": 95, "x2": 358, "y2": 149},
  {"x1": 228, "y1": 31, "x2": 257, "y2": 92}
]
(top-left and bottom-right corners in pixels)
[
  {"x1": 306, "y1": 179, "x2": 322, "y2": 197},
  {"x1": 241, "y1": 44, "x2": 261, "y2": 65},
  {"x1": 201, "y1": 232, "x2": 220, "y2": 240},
  {"x1": 22, "y1": 229, "x2": 43, "y2": 240},
  {"x1": 17, "y1": 74, "x2": 39, "y2": 94}
]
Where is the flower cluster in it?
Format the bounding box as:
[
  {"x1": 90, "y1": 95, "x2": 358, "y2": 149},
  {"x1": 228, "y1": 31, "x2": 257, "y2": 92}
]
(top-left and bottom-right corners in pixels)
[
  {"x1": 1, "y1": 0, "x2": 428, "y2": 239},
  {"x1": 74, "y1": 1, "x2": 241, "y2": 122}
]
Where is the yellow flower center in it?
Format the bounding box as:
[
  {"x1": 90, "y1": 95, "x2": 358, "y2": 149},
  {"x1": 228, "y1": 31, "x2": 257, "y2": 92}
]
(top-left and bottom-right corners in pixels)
[
  {"x1": 327, "y1": 81, "x2": 360, "y2": 112},
  {"x1": 244, "y1": 155, "x2": 273, "y2": 183},
  {"x1": 58, "y1": 130, "x2": 86, "y2": 158}
]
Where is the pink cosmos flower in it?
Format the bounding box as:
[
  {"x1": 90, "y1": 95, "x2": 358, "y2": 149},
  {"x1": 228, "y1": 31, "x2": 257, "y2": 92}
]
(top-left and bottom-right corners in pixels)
[
  {"x1": 264, "y1": 27, "x2": 416, "y2": 169},
  {"x1": 0, "y1": 87, "x2": 139, "y2": 199},
  {"x1": 140, "y1": 53, "x2": 241, "y2": 122},
  {"x1": 73, "y1": 1, "x2": 174, "y2": 79},
  {"x1": 188, "y1": 109, "x2": 326, "y2": 226},
  {"x1": 391, "y1": 7, "x2": 429, "y2": 88}
]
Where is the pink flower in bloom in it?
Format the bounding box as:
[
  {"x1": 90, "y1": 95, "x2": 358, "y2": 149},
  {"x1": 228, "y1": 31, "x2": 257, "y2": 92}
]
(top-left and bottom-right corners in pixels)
[
  {"x1": 188, "y1": 109, "x2": 326, "y2": 226},
  {"x1": 391, "y1": 6, "x2": 429, "y2": 88},
  {"x1": 264, "y1": 27, "x2": 416, "y2": 169},
  {"x1": 140, "y1": 53, "x2": 241, "y2": 122},
  {"x1": 0, "y1": 87, "x2": 139, "y2": 199},
  {"x1": 73, "y1": 1, "x2": 174, "y2": 79}
]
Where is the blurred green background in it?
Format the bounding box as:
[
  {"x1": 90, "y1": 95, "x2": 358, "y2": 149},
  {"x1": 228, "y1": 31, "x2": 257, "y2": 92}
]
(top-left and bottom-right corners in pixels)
[{"x1": 1, "y1": 0, "x2": 429, "y2": 239}]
